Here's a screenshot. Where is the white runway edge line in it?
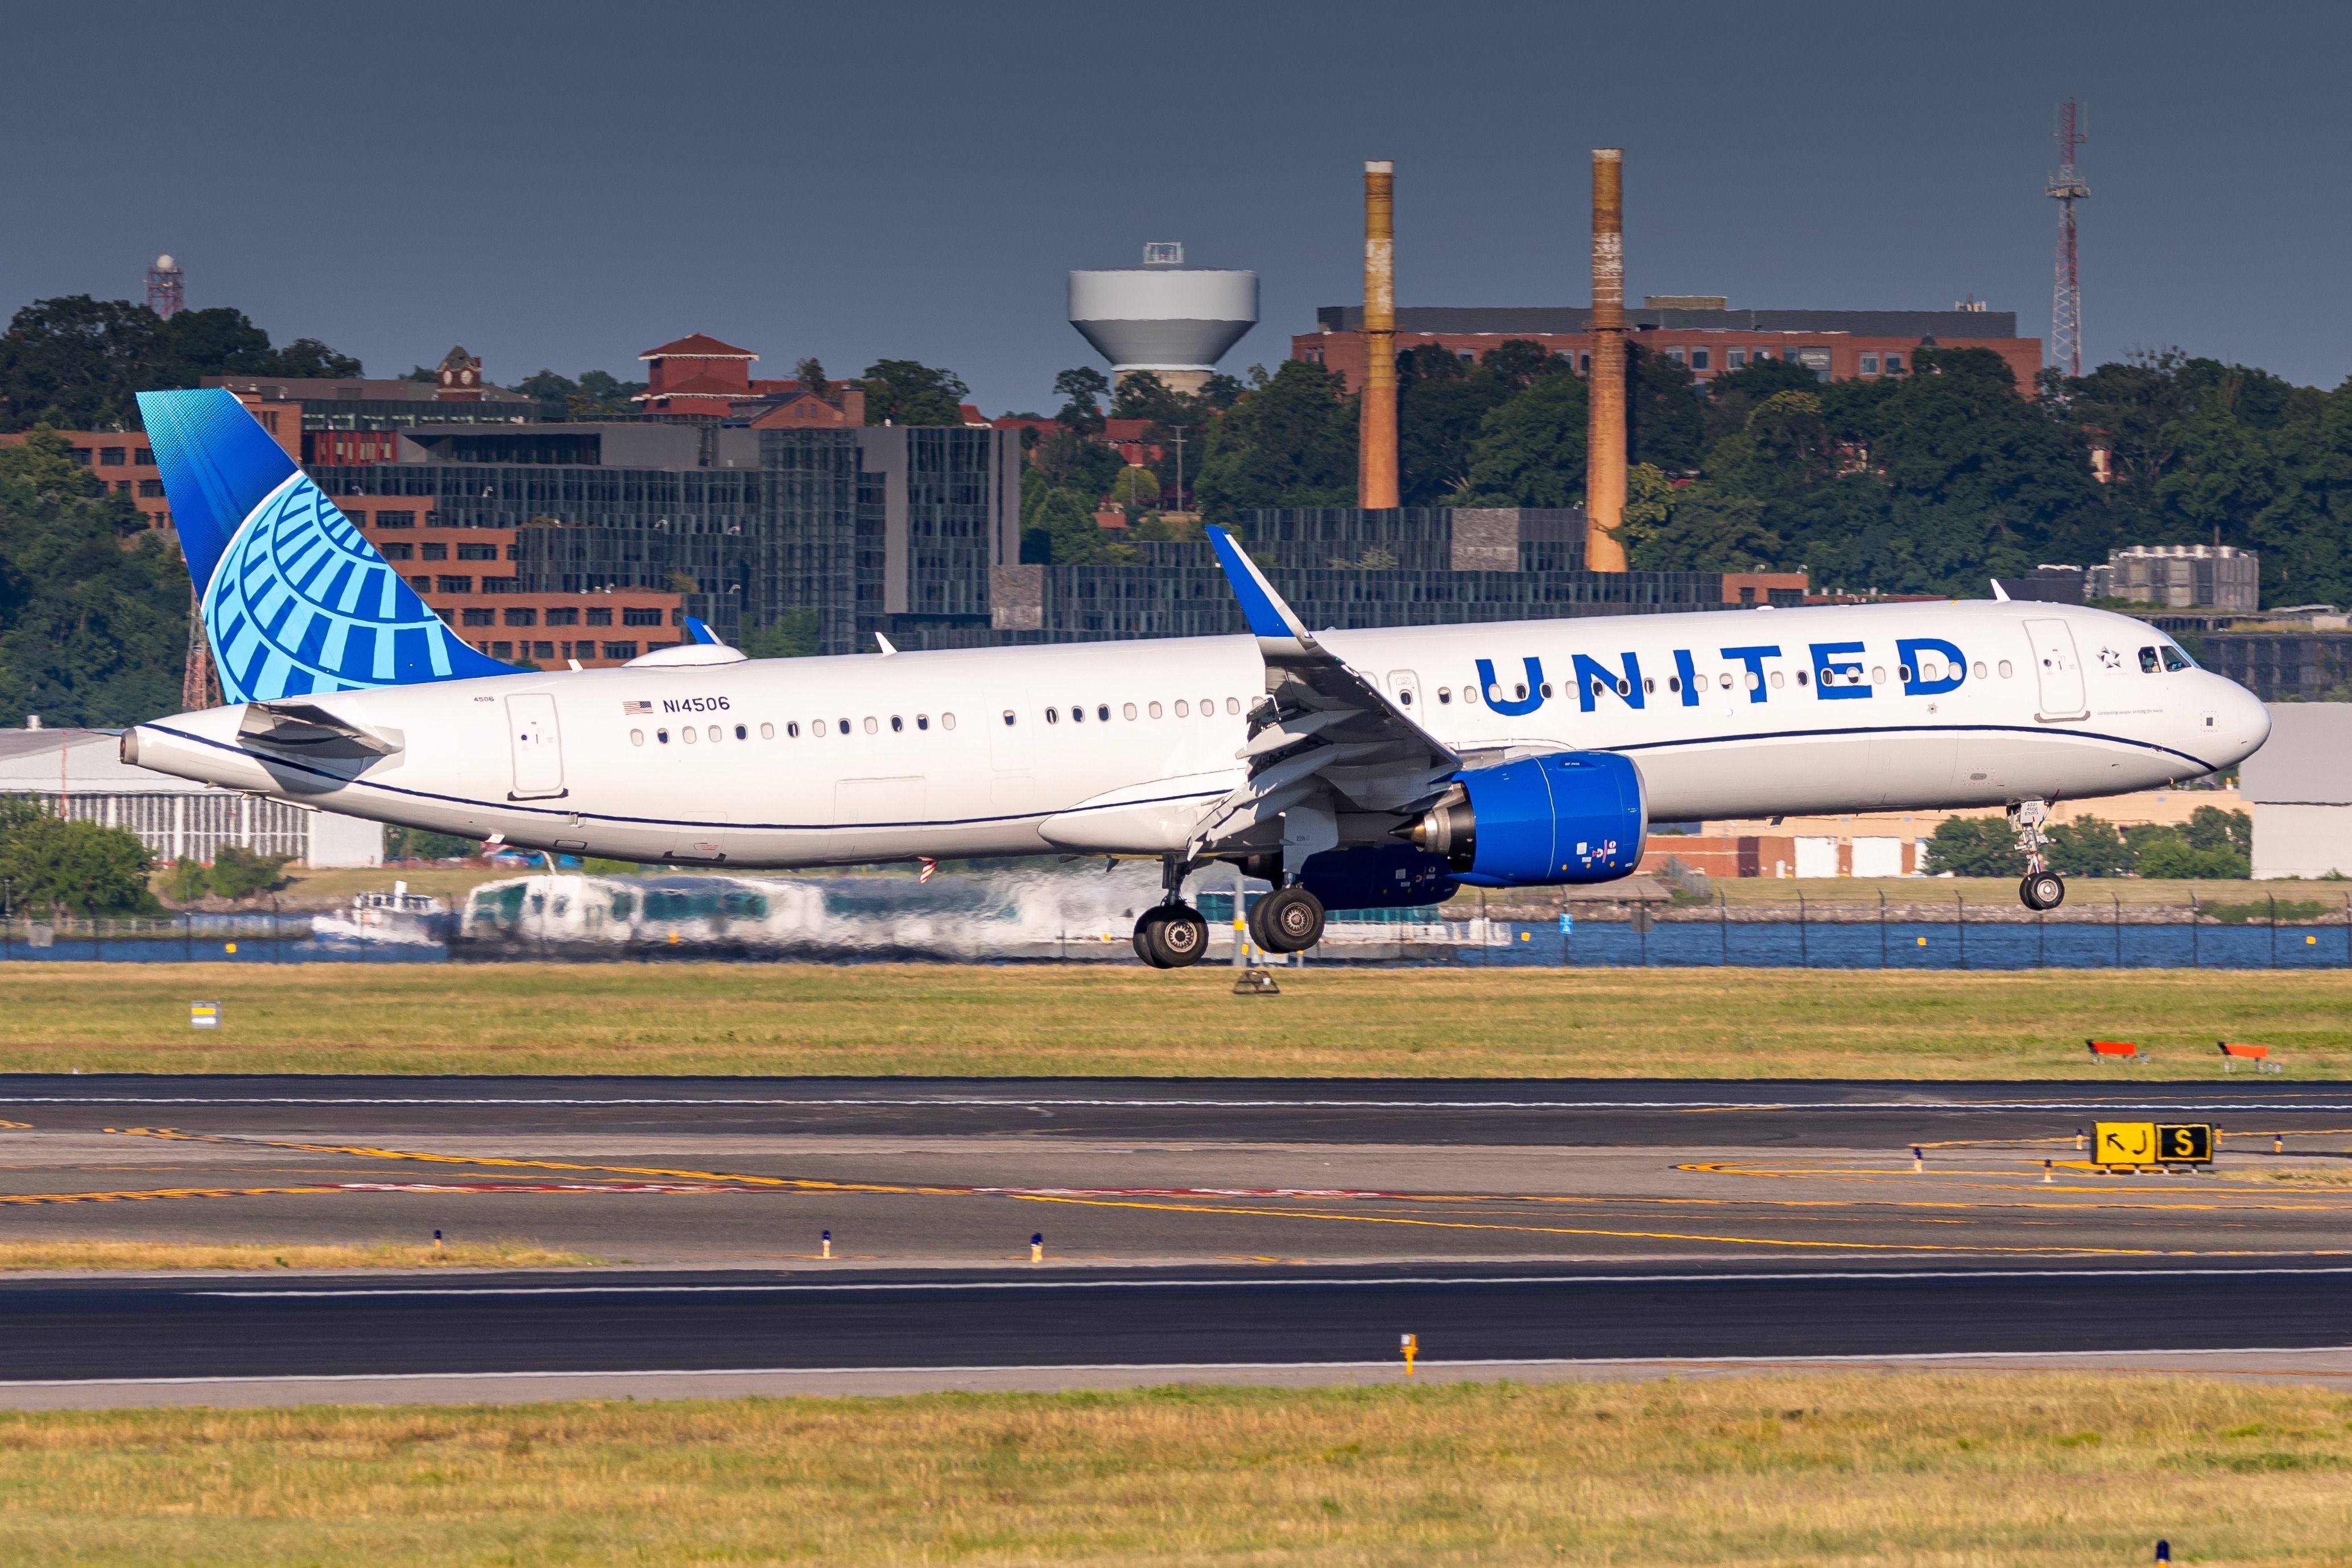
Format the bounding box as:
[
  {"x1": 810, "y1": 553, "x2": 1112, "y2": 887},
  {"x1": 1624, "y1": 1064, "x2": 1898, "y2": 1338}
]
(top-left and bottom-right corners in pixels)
[
  {"x1": 7, "y1": 1344, "x2": 2352, "y2": 1392},
  {"x1": 6, "y1": 1096, "x2": 2352, "y2": 1113},
  {"x1": 195, "y1": 1264, "x2": 2352, "y2": 1300}
]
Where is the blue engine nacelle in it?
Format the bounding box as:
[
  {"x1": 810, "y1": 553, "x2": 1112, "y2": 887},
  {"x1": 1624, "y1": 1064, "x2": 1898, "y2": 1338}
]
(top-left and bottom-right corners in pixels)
[
  {"x1": 1406, "y1": 751, "x2": 1646, "y2": 888},
  {"x1": 1296, "y1": 842, "x2": 1460, "y2": 911}
]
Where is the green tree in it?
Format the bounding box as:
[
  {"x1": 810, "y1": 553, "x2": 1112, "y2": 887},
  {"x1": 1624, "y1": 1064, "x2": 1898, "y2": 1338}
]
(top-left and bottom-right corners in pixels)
[
  {"x1": 206, "y1": 844, "x2": 293, "y2": 900},
  {"x1": 0, "y1": 428, "x2": 188, "y2": 726},
  {"x1": 793, "y1": 356, "x2": 829, "y2": 400},
  {"x1": 741, "y1": 610, "x2": 821, "y2": 659},
  {"x1": 1626, "y1": 486, "x2": 1781, "y2": 572},
  {"x1": 0, "y1": 296, "x2": 362, "y2": 431},
  {"x1": 1624, "y1": 342, "x2": 1704, "y2": 473},
  {"x1": 1920, "y1": 817, "x2": 2023, "y2": 877},
  {"x1": 1107, "y1": 466, "x2": 1160, "y2": 512},
  {"x1": 1052, "y1": 367, "x2": 1110, "y2": 434},
  {"x1": 861, "y1": 359, "x2": 969, "y2": 426},
  {"x1": 1192, "y1": 359, "x2": 1357, "y2": 518},
  {"x1": 385, "y1": 826, "x2": 481, "y2": 862},
  {"x1": 2045, "y1": 816, "x2": 2133, "y2": 878},
  {"x1": 1458, "y1": 370, "x2": 1589, "y2": 506},
  {"x1": 1398, "y1": 344, "x2": 1516, "y2": 506},
  {"x1": 0, "y1": 799, "x2": 159, "y2": 916}
]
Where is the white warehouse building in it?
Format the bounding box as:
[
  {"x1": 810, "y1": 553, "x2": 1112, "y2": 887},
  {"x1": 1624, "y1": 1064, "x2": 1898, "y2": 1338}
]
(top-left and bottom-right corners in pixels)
[
  {"x1": 0, "y1": 726, "x2": 382, "y2": 867},
  {"x1": 2239, "y1": 702, "x2": 2352, "y2": 879}
]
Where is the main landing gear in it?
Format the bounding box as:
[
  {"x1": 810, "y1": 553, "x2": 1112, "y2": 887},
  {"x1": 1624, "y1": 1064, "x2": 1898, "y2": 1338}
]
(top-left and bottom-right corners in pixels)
[
  {"x1": 1248, "y1": 884, "x2": 1326, "y2": 954},
  {"x1": 2012, "y1": 800, "x2": 2066, "y2": 911},
  {"x1": 1133, "y1": 855, "x2": 1210, "y2": 969}
]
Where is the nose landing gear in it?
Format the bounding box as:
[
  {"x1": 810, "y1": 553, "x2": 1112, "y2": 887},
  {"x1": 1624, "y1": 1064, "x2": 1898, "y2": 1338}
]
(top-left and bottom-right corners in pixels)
[{"x1": 2011, "y1": 801, "x2": 2066, "y2": 910}]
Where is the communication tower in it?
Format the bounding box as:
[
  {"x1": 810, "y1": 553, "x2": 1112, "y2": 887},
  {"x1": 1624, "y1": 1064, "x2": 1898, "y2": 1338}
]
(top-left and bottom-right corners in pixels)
[
  {"x1": 2047, "y1": 101, "x2": 2088, "y2": 379},
  {"x1": 146, "y1": 254, "x2": 185, "y2": 320}
]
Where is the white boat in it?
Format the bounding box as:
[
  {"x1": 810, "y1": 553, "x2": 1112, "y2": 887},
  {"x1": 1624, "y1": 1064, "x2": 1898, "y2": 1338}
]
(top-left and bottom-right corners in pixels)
[{"x1": 311, "y1": 881, "x2": 452, "y2": 946}]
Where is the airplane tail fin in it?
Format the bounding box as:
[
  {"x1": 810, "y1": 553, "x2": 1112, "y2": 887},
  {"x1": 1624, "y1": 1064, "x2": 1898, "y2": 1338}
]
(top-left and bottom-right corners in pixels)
[{"x1": 138, "y1": 387, "x2": 514, "y2": 705}]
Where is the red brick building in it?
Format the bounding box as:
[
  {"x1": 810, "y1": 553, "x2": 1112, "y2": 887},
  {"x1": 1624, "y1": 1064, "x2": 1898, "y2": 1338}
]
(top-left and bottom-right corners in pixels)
[
  {"x1": 1296, "y1": 303, "x2": 2043, "y2": 395},
  {"x1": 342, "y1": 512, "x2": 684, "y2": 670},
  {"x1": 0, "y1": 391, "x2": 301, "y2": 535}
]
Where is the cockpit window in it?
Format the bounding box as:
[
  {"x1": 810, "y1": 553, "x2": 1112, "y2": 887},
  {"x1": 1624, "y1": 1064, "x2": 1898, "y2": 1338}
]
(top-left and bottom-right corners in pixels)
[
  {"x1": 2161, "y1": 644, "x2": 2194, "y2": 672},
  {"x1": 2138, "y1": 647, "x2": 2160, "y2": 673}
]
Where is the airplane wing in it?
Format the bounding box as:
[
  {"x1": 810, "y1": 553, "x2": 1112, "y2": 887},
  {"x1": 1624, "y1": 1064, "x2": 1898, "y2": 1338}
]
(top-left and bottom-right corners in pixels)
[{"x1": 1193, "y1": 527, "x2": 1460, "y2": 863}]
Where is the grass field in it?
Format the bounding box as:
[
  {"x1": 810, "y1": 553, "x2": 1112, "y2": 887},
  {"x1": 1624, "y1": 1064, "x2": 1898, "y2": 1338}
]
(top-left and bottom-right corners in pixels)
[
  {"x1": 1, "y1": 1374, "x2": 2346, "y2": 1566},
  {"x1": 3, "y1": 962, "x2": 2346, "y2": 1078},
  {"x1": 0, "y1": 1240, "x2": 597, "y2": 1272}
]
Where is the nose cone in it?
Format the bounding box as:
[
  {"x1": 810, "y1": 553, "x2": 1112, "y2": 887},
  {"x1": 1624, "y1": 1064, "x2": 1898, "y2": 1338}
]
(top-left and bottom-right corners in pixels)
[{"x1": 2214, "y1": 677, "x2": 2270, "y2": 766}]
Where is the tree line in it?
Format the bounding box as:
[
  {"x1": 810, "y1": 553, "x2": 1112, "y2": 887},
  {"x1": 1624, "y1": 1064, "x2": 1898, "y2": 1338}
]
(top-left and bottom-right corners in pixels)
[{"x1": 1024, "y1": 340, "x2": 2352, "y2": 608}]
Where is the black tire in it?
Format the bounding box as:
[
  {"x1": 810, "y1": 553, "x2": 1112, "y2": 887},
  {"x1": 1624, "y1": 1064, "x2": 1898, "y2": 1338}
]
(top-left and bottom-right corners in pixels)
[
  {"x1": 1131, "y1": 907, "x2": 1171, "y2": 966},
  {"x1": 2020, "y1": 871, "x2": 2066, "y2": 911},
  {"x1": 1248, "y1": 886, "x2": 1325, "y2": 954},
  {"x1": 1153, "y1": 906, "x2": 1209, "y2": 968}
]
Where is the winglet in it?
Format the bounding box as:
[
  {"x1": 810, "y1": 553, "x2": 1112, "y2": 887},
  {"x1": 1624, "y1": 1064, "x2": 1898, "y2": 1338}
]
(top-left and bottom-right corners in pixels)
[
  {"x1": 1206, "y1": 525, "x2": 1308, "y2": 640},
  {"x1": 683, "y1": 615, "x2": 724, "y2": 646},
  {"x1": 1990, "y1": 578, "x2": 2012, "y2": 602}
]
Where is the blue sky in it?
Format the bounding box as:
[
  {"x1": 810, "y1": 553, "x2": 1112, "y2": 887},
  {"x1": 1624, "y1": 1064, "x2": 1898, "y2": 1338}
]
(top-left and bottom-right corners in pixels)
[{"x1": 6, "y1": 1, "x2": 2347, "y2": 410}]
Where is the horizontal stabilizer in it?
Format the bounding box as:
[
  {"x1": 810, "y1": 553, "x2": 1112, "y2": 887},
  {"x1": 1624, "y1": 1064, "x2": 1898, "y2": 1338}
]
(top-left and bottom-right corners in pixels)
[{"x1": 236, "y1": 700, "x2": 404, "y2": 759}]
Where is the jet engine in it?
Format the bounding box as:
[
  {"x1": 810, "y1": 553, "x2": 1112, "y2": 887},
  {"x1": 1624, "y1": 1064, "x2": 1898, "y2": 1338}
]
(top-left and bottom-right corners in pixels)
[
  {"x1": 1405, "y1": 751, "x2": 1646, "y2": 888},
  {"x1": 1295, "y1": 842, "x2": 1460, "y2": 912}
]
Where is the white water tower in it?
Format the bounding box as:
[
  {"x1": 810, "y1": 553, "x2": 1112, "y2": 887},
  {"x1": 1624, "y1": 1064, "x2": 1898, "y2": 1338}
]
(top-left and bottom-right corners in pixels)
[{"x1": 1068, "y1": 243, "x2": 1257, "y2": 396}]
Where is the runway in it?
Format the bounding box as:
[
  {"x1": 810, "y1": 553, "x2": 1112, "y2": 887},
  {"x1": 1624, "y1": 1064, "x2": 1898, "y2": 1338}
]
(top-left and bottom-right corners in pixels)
[{"x1": 0, "y1": 1075, "x2": 2347, "y2": 1399}]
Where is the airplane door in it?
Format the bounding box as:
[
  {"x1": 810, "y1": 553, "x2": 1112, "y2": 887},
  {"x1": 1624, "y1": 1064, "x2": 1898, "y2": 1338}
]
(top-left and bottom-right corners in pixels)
[
  {"x1": 985, "y1": 686, "x2": 1037, "y2": 814},
  {"x1": 2024, "y1": 619, "x2": 2089, "y2": 720},
  {"x1": 1385, "y1": 670, "x2": 1422, "y2": 715},
  {"x1": 505, "y1": 693, "x2": 567, "y2": 799}
]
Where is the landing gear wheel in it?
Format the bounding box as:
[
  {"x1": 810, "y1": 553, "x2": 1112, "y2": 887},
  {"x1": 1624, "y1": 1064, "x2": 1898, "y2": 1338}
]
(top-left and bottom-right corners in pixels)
[
  {"x1": 1151, "y1": 905, "x2": 1209, "y2": 967},
  {"x1": 2020, "y1": 871, "x2": 2066, "y2": 911},
  {"x1": 1133, "y1": 905, "x2": 1210, "y2": 969},
  {"x1": 1248, "y1": 886, "x2": 1325, "y2": 954},
  {"x1": 1131, "y1": 907, "x2": 1170, "y2": 963}
]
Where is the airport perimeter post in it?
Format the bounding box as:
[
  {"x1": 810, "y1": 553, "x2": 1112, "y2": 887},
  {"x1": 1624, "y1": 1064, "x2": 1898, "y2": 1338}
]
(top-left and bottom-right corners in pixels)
[
  {"x1": 1955, "y1": 894, "x2": 1966, "y2": 970},
  {"x1": 1878, "y1": 890, "x2": 1887, "y2": 968},
  {"x1": 1795, "y1": 891, "x2": 1807, "y2": 969}
]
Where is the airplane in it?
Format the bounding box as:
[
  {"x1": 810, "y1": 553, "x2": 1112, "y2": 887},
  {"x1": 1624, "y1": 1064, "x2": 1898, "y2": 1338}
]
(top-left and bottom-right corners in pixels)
[{"x1": 121, "y1": 388, "x2": 2270, "y2": 967}]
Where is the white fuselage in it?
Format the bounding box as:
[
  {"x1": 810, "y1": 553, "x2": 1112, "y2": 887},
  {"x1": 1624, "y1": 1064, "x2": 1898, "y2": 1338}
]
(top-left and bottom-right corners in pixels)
[{"x1": 129, "y1": 600, "x2": 2269, "y2": 871}]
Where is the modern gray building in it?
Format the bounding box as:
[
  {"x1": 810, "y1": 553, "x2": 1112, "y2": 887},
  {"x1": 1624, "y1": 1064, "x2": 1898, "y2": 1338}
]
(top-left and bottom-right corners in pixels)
[
  {"x1": 311, "y1": 421, "x2": 1023, "y2": 656},
  {"x1": 2089, "y1": 544, "x2": 2260, "y2": 612}
]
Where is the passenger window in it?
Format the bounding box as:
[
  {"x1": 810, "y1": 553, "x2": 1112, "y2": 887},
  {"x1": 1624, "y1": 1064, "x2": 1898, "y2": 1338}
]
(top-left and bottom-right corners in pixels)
[
  {"x1": 1399, "y1": 689, "x2": 1413, "y2": 706},
  {"x1": 1514, "y1": 683, "x2": 1527, "y2": 700},
  {"x1": 890, "y1": 715, "x2": 904, "y2": 733},
  {"x1": 1667, "y1": 676, "x2": 1680, "y2": 694},
  {"x1": 1148, "y1": 701, "x2": 1162, "y2": 718},
  {"x1": 683, "y1": 727, "x2": 698, "y2": 744},
  {"x1": 630, "y1": 729, "x2": 645, "y2": 746},
  {"x1": 1045, "y1": 708, "x2": 1059, "y2": 724},
  {"x1": 1200, "y1": 696, "x2": 1214, "y2": 714},
  {"x1": 787, "y1": 722, "x2": 799, "y2": 738},
  {"x1": 1123, "y1": 702, "x2": 1138, "y2": 720},
  {"x1": 1072, "y1": 705, "x2": 1086, "y2": 723},
  {"x1": 1437, "y1": 688, "x2": 1452, "y2": 704},
  {"x1": 1002, "y1": 710, "x2": 1016, "y2": 726},
  {"x1": 734, "y1": 724, "x2": 747, "y2": 740},
  {"x1": 1539, "y1": 683, "x2": 1553, "y2": 698},
  {"x1": 708, "y1": 725, "x2": 721, "y2": 742},
  {"x1": 1463, "y1": 685, "x2": 1481, "y2": 706},
  {"x1": 2162, "y1": 645, "x2": 2192, "y2": 672},
  {"x1": 1871, "y1": 667, "x2": 1886, "y2": 684},
  {"x1": 657, "y1": 729, "x2": 670, "y2": 744},
  {"x1": 1098, "y1": 704, "x2": 1111, "y2": 722},
  {"x1": 1643, "y1": 678, "x2": 1655, "y2": 694},
  {"x1": 1174, "y1": 700, "x2": 1190, "y2": 717},
  {"x1": 1225, "y1": 697, "x2": 1241, "y2": 715},
  {"x1": 942, "y1": 713, "x2": 956, "y2": 730},
  {"x1": 916, "y1": 715, "x2": 929, "y2": 730},
  {"x1": 1972, "y1": 661, "x2": 1986, "y2": 680},
  {"x1": 760, "y1": 723, "x2": 775, "y2": 739},
  {"x1": 1896, "y1": 665, "x2": 1912, "y2": 683},
  {"x1": 1746, "y1": 671, "x2": 1760, "y2": 691},
  {"x1": 840, "y1": 717, "x2": 851, "y2": 733},
  {"x1": 814, "y1": 720, "x2": 827, "y2": 736},
  {"x1": 863, "y1": 717, "x2": 878, "y2": 734},
  {"x1": 1998, "y1": 661, "x2": 2014, "y2": 678},
  {"x1": 1770, "y1": 671, "x2": 1784, "y2": 689},
  {"x1": 1795, "y1": 670, "x2": 1808, "y2": 686},
  {"x1": 1718, "y1": 673, "x2": 1732, "y2": 690}
]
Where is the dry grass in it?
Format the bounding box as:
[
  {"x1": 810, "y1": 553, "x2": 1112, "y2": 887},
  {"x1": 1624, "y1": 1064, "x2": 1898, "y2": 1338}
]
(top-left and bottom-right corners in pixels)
[
  {"x1": 1, "y1": 962, "x2": 2349, "y2": 1079},
  {"x1": 0, "y1": 1239, "x2": 598, "y2": 1272},
  {"x1": 0, "y1": 1374, "x2": 2346, "y2": 1565}
]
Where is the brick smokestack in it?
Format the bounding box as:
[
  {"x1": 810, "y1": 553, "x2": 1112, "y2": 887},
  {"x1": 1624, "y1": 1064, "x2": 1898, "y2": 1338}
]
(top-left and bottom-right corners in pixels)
[
  {"x1": 1584, "y1": 148, "x2": 1628, "y2": 571},
  {"x1": 1358, "y1": 160, "x2": 1399, "y2": 510}
]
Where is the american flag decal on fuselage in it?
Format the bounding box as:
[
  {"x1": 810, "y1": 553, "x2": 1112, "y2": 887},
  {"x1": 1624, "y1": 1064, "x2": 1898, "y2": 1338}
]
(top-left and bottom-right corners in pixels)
[{"x1": 622, "y1": 700, "x2": 652, "y2": 714}]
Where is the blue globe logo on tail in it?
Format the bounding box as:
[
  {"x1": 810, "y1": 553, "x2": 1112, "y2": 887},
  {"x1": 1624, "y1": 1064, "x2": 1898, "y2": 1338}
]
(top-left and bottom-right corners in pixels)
[{"x1": 138, "y1": 388, "x2": 512, "y2": 705}]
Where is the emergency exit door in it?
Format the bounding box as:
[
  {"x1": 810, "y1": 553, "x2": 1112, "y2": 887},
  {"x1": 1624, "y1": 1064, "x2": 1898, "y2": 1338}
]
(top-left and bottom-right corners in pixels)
[
  {"x1": 506, "y1": 693, "x2": 567, "y2": 799},
  {"x1": 2024, "y1": 619, "x2": 2089, "y2": 721}
]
